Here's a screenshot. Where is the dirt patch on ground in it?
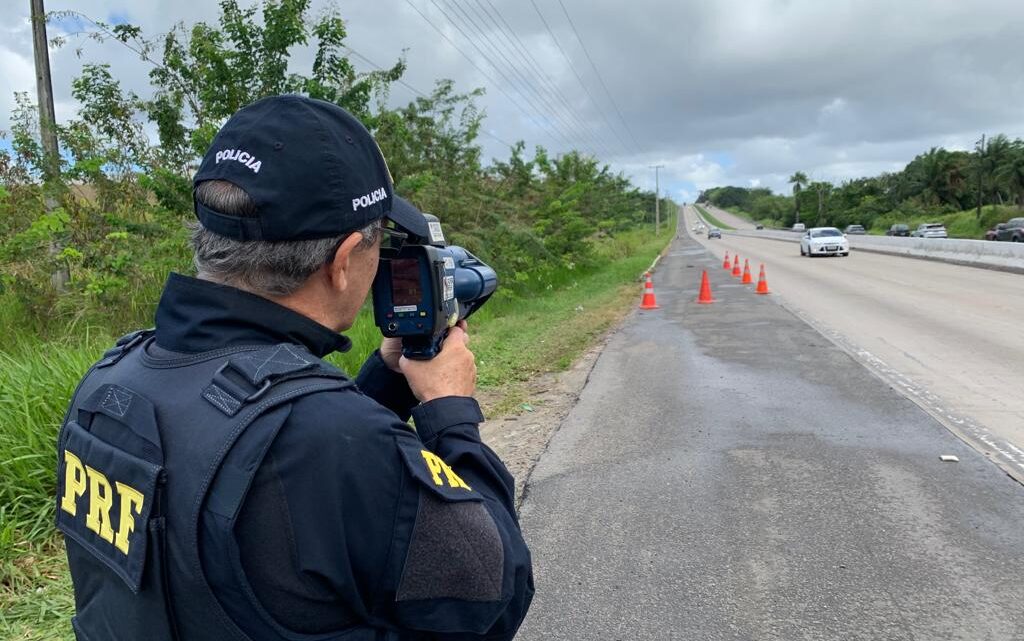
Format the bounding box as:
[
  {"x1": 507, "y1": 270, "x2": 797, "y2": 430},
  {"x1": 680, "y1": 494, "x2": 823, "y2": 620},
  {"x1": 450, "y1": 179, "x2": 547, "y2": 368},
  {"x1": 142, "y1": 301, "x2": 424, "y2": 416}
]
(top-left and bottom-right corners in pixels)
[{"x1": 476, "y1": 330, "x2": 617, "y2": 505}]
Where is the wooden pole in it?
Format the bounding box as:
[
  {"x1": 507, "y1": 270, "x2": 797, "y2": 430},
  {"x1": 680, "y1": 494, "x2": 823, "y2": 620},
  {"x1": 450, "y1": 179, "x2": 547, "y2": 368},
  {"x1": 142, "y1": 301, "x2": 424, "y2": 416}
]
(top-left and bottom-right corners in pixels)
[{"x1": 30, "y1": 0, "x2": 69, "y2": 290}]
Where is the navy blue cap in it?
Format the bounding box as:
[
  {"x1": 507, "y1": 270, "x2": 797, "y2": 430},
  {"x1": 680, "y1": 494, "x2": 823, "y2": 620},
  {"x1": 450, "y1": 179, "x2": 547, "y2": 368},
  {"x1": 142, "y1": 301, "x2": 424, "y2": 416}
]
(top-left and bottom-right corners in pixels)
[{"x1": 193, "y1": 95, "x2": 427, "y2": 241}]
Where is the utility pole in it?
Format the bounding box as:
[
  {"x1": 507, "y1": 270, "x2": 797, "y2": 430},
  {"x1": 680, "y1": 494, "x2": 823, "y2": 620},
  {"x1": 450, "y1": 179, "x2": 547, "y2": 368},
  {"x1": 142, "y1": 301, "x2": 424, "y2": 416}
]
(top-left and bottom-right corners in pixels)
[
  {"x1": 976, "y1": 133, "x2": 985, "y2": 221},
  {"x1": 30, "y1": 0, "x2": 69, "y2": 290},
  {"x1": 31, "y1": 0, "x2": 59, "y2": 181},
  {"x1": 650, "y1": 165, "x2": 664, "y2": 234}
]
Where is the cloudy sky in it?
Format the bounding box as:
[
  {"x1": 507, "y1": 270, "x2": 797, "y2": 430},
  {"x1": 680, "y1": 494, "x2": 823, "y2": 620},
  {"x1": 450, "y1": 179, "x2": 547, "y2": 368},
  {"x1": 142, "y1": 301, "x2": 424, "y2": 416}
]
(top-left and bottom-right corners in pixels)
[{"x1": 3, "y1": 0, "x2": 1024, "y2": 201}]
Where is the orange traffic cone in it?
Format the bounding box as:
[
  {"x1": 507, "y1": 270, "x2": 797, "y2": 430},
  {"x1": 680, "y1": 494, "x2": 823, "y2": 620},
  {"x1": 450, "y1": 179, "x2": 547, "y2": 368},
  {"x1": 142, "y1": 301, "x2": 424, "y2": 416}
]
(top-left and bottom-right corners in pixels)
[
  {"x1": 731, "y1": 255, "x2": 741, "y2": 277},
  {"x1": 696, "y1": 270, "x2": 715, "y2": 304},
  {"x1": 755, "y1": 264, "x2": 770, "y2": 295},
  {"x1": 722, "y1": 251, "x2": 731, "y2": 270},
  {"x1": 639, "y1": 273, "x2": 659, "y2": 309},
  {"x1": 741, "y1": 259, "x2": 752, "y2": 284}
]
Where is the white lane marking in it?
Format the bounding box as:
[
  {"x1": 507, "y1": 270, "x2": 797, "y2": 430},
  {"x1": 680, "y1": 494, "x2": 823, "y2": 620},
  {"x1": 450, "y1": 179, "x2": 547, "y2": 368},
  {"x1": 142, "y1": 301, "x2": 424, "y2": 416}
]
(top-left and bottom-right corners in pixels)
[{"x1": 781, "y1": 300, "x2": 1024, "y2": 481}]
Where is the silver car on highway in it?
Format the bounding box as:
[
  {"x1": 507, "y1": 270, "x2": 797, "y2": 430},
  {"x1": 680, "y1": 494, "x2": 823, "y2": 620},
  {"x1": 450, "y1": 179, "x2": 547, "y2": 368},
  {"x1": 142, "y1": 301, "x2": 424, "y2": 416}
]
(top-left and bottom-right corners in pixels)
[
  {"x1": 911, "y1": 223, "x2": 948, "y2": 238},
  {"x1": 800, "y1": 227, "x2": 850, "y2": 257}
]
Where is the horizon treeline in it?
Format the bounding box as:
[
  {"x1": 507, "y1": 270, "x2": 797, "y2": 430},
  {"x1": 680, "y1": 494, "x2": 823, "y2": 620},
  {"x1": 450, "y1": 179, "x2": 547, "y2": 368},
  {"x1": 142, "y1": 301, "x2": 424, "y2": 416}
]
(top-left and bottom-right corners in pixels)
[
  {"x1": 699, "y1": 136, "x2": 1024, "y2": 234},
  {"x1": 0, "y1": 0, "x2": 669, "y2": 334}
]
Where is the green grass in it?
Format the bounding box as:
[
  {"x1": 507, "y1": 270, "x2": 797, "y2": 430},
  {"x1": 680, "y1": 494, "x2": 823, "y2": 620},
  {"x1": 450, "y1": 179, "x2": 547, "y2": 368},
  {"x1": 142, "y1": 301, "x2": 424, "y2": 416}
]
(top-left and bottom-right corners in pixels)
[
  {"x1": 0, "y1": 221, "x2": 673, "y2": 639},
  {"x1": 694, "y1": 205, "x2": 735, "y2": 231},
  {"x1": 867, "y1": 205, "x2": 1017, "y2": 239}
]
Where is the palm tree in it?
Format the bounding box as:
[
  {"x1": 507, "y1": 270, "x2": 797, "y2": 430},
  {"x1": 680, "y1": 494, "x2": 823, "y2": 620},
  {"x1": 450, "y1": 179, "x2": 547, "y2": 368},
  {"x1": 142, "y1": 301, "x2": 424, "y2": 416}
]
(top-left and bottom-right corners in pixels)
[
  {"x1": 910, "y1": 147, "x2": 964, "y2": 207},
  {"x1": 995, "y1": 139, "x2": 1024, "y2": 208},
  {"x1": 788, "y1": 171, "x2": 808, "y2": 223},
  {"x1": 809, "y1": 181, "x2": 832, "y2": 226}
]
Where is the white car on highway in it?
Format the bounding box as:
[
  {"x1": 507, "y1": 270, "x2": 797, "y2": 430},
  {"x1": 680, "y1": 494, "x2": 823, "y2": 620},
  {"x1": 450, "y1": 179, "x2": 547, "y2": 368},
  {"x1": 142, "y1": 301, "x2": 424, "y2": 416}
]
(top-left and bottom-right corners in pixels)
[{"x1": 800, "y1": 227, "x2": 850, "y2": 257}]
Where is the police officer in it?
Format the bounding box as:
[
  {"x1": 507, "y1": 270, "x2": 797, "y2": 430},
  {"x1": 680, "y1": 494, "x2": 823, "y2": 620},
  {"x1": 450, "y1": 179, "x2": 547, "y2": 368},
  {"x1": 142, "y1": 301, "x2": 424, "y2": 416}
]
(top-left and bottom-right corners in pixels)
[{"x1": 55, "y1": 95, "x2": 534, "y2": 640}]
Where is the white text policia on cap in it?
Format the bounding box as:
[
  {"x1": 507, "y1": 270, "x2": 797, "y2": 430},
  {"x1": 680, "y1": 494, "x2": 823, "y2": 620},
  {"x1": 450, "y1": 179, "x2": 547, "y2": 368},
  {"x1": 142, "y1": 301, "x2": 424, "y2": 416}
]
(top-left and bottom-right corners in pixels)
[
  {"x1": 352, "y1": 186, "x2": 387, "y2": 212},
  {"x1": 214, "y1": 148, "x2": 262, "y2": 174}
]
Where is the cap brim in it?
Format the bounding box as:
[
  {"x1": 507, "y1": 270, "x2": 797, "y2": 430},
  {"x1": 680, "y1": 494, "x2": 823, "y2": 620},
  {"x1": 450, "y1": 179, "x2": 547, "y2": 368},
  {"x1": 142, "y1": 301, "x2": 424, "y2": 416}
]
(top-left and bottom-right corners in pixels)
[{"x1": 387, "y1": 196, "x2": 431, "y2": 239}]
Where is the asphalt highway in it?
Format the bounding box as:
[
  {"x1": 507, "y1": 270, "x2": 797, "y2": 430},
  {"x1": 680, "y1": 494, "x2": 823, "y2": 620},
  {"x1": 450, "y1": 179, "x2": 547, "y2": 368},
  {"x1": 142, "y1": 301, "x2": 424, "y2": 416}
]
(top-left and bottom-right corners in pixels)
[
  {"x1": 516, "y1": 226, "x2": 1024, "y2": 640},
  {"x1": 685, "y1": 205, "x2": 1024, "y2": 479}
]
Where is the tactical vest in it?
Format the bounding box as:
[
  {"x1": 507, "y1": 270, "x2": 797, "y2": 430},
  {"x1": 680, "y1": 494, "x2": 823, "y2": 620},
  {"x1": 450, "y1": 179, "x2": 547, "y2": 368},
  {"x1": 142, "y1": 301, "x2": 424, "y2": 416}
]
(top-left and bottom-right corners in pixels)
[{"x1": 55, "y1": 331, "x2": 391, "y2": 641}]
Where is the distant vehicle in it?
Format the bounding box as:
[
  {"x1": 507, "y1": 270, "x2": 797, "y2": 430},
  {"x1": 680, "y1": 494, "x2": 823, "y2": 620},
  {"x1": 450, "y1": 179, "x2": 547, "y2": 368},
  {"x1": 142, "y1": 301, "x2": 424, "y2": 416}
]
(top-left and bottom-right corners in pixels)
[
  {"x1": 800, "y1": 227, "x2": 849, "y2": 257},
  {"x1": 844, "y1": 224, "x2": 866, "y2": 235},
  {"x1": 978, "y1": 221, "x2": 1003, "y2": 238},
  {"x1": 911, "y1": 223, "x2": 948, "y2": 238},
  {"x1": 708, "y1": 228, "x2": 722, "y2": 239},
  {"x1": 886, "y1": 224, "x2": 910, "y2": 237},
  {"x1": 993, "y1": 217, "x2": 1024, "y2": 242},
  {"x1": 755, "y1": 224, "x2": 764, "y2": 230},
  {"x1": 792, "y1": 223, "x2": 806, "y2": 232}
]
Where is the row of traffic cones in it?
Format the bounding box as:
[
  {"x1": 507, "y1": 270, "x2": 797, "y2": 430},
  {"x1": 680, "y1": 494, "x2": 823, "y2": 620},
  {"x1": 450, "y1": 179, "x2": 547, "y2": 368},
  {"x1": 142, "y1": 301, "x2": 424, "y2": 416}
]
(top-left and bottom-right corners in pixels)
[
  {"x1": 723, "y1": 251, "x2": 770, "y2": 294},
  {"x1": 639, "y1": 252, "x2": 770, "y2": 309}
]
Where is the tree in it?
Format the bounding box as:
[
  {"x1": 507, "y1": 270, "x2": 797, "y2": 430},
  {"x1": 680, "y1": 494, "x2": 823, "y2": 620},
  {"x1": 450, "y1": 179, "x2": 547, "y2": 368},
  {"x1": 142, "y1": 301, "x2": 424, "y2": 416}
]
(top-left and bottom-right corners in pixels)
[
  {"x1": 809, "y1": 181, "x2": 832, "y2": 225},
  {"x1": 907, "y1": 147, "x2": 966, "y2": 207},
  {"x1": 55, "y1": 1, "x2": 405, "y2": 175},
  {"x1": 983, "y1": 134, "x2": 1016, "y2": 207},
  {"x1": 995, "y1": 139, "x2": 1024, "y2": 208},
  {"x1": 788, "y1": 171, "x2": 808, "y2": 223}
]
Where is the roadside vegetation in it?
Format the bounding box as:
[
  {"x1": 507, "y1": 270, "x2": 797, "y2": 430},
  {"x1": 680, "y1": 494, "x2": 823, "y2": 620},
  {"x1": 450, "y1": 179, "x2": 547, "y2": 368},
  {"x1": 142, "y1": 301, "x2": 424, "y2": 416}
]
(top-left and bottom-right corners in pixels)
[
  {"x1": 0, "y1": 2, "x2": 676, "y2": 638},
  {"x1": 693, "y1": 204, "x2": 734, "y2": 231},
  {"x1": 699, "y1": 139, "x2": 1024, "y2": 237}
]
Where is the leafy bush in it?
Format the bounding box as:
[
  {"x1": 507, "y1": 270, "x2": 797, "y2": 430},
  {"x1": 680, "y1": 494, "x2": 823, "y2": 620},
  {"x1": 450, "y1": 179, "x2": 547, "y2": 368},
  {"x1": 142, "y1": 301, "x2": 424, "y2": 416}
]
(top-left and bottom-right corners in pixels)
[{"x1": 1, "y1": 1, "x2": 663, "y2": 335}]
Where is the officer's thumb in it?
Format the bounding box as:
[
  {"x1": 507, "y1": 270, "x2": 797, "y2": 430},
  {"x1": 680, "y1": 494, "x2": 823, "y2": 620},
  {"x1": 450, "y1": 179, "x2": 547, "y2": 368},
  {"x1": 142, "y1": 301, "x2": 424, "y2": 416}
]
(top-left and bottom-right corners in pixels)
[{"x1": 447, "y1": 325, "x2": 470, "y2": 347}]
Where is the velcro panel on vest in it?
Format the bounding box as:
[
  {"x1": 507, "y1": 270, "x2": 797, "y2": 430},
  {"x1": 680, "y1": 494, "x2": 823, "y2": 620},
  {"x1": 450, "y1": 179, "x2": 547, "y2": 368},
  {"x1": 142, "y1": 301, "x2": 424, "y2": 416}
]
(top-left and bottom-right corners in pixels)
[
  {"x1": 57, "y1": 421, "x2": 162, "y2": 593},
  {"x1": 77, "y1": 384, "x2": 163, "y2": 467},
  {"x1": 202, "y1": 344, "x2": 326, "y2": 416},
  {"x1": 231, "y1": 344, "x2": 317, "y2": 385}
]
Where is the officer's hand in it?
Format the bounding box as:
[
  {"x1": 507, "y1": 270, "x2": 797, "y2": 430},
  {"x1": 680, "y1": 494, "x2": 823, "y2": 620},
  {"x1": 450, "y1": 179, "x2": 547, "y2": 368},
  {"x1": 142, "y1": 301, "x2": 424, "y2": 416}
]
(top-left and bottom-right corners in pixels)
[
  {"x1": 380, "y1": 337, "x2": 404, "y2": 373},
  {"x1": 400, "y1": 321, "x2": 476, "y2": 402}
]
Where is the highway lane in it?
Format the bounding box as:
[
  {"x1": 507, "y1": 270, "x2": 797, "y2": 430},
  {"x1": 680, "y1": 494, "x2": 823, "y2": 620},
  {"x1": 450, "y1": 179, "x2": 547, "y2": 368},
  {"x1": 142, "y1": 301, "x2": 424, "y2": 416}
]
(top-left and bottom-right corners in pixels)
[
  {"x1": 517, "y1": 229, "x2": 1024, "y2": 640},
  {"x1": 683, "y1": 205, "x2": 1024, "y2": 479},
  {"x1": 696, "y1": 202, "x2": 757, "y2": 230}
]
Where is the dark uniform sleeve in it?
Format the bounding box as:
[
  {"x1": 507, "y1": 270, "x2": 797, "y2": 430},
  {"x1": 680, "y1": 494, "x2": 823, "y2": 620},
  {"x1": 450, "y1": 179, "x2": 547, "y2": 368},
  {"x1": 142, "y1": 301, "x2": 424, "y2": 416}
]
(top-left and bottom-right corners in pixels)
[
  {"x1": 354, "y1": 350, "x2": 419, "y2": 421},
  {"x1": 256, "y1": 388, "x2": 534, "y2": 639}
]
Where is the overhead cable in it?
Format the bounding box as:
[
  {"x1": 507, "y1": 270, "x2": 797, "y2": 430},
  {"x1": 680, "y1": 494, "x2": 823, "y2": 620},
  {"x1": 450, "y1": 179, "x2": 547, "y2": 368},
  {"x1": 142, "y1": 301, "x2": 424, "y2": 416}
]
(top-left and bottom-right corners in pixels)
[
  {"x1": 528, "y1": 0, "x2": 633, "y2": 154},
  {"x1": 341, "y1": 44, "x2": 514, "y2": 148},
  {"x1": 403, "y1": 0, "x2": 566, "y2": 149},
  {"x1": 473, "y1": 0, "x2": 617, "y2": 156},
  {"x1": 446, "y1": 0, "x2": 597, "y2": 155},
  {"x1": 556, "y1": 0, "x2": 643, "y2": 154},
  {"x1": 424, "y1": 0, "x2": 576, "y2": 148}
]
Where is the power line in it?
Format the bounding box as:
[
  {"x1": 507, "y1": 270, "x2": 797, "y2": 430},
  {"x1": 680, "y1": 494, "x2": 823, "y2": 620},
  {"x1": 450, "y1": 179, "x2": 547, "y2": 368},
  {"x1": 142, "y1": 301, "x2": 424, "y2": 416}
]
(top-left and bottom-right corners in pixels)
[
  {"x1": 401, "y1": 0, "x2": 561, "y2": 147},
  {"x1": 448, "y1": 0, "x2": 600, "y2": 156},
  {"x1": 442, "y1": 0, "x2": 585, "y2": 153},
  {"x1": 473, "y1": 0, "x2": 617, "y2": 157},
  {"x1": 556, "y1": 0, "x2": 642, "y2": 154},
  {"x1": 402, "y1": 0, "x2": 566, "y2": 149},
  {"x1": 528, "y1": 0, "x2": 632, "y2": 155},
  {"x1": 341, "y1": 44, "x2": 514, "y2": 148}
]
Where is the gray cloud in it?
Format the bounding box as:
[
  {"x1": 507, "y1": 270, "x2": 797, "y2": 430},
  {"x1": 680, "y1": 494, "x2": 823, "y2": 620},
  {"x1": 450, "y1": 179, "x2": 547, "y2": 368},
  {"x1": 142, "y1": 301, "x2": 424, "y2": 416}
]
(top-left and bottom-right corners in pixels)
[{"x1": 3, "y1": 0, "x2": 1023, "y2": 198}]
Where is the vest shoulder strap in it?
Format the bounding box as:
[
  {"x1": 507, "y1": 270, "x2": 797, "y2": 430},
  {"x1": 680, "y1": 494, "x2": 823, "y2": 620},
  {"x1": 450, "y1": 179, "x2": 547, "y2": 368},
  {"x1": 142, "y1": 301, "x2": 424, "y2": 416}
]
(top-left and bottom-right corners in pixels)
[
  {"x1": 95, "y1": 328, "x2": 155, "y2": 368},
  {"x1": 201, "y1": 343, "x2": 348, "y2": 417}
]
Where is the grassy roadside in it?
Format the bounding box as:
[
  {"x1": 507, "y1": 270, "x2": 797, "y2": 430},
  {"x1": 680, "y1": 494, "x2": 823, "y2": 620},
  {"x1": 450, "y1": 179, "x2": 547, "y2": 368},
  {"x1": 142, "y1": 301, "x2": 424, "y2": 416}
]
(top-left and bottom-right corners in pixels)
[
  {"x1": 866, "y1": 205, "x2": 1012, "y2": 239},
  {"x1": 710, "y1": 203, "x2": 1017, "y2": 239},
  {"x1": 694, "y1": 205, "x2": 735, "y2": 231},
  {"x1": 0, "y1": 222, "x2": 674, "y2": 639}
]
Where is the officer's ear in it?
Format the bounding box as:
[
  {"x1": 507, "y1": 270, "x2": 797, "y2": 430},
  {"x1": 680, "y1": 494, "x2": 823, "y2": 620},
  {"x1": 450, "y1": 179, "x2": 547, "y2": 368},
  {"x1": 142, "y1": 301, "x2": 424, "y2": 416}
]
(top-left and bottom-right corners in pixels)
[{"x1": 324, "y1": 231, "x2": 366, "y2": 293}]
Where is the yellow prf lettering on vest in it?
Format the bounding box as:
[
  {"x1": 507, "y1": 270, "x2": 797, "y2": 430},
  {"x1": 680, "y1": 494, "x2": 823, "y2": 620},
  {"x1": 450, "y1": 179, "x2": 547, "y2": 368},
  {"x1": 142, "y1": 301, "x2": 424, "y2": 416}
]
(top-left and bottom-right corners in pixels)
[
  {"x1": 85, "y1": 465, "x2": 116, "y2": 544},
  {"x1": 60, "y1": 450, "x2": 87, "y2": 516},
  {"x1": 419, "y1": 450, "x2": 472, "y2": 491},
  {"x1": 114, "y1": 482, "x2": 145, "y2": 555},
  {"x1": 61, "y1": 449, "x2": 145, "y2": 556}
]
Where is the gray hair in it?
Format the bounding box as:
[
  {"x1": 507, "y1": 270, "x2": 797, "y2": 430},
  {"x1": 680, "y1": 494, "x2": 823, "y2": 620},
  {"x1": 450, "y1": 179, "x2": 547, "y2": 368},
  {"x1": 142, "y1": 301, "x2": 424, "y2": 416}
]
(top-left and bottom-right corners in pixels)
[{"x1": 191, "y1": 180, "x2": 381, "y2": 297}]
